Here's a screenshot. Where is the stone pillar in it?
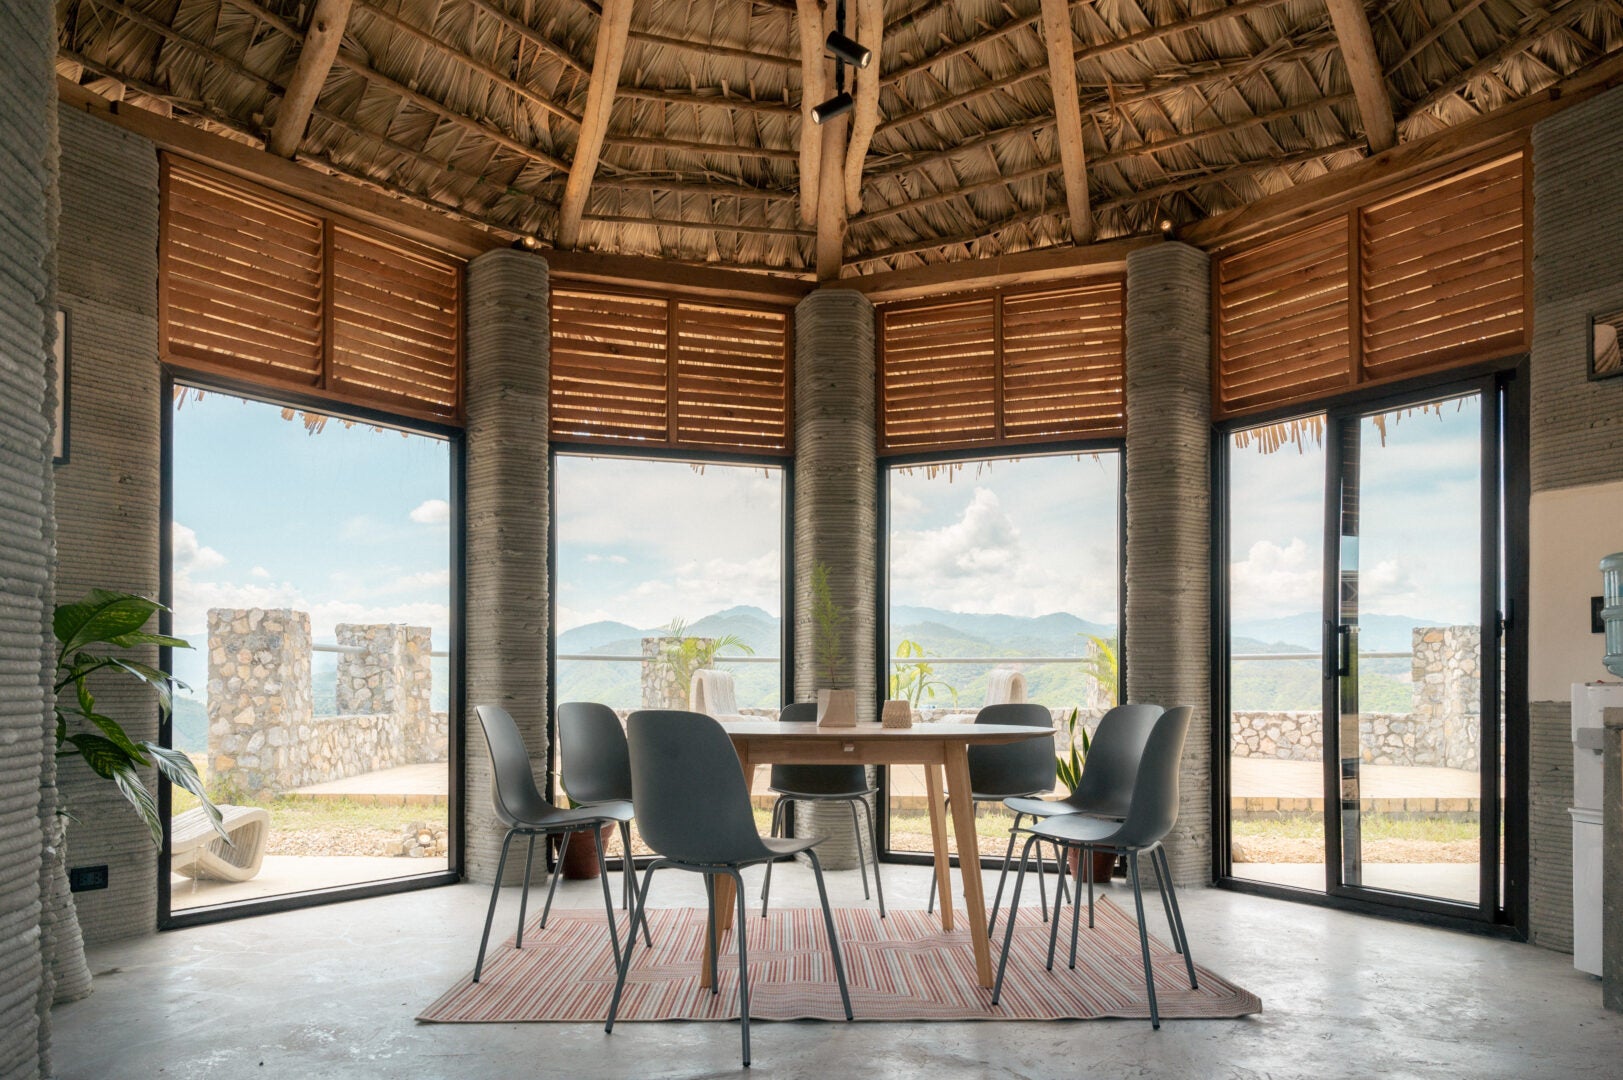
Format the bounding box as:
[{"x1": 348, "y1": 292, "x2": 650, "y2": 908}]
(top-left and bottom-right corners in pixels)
[
  {"x1": 1124, "y1": 242, "x2": 1212, "y2": 888},
  {"x1": 793, "y1": 289, "x2": 879, "y2": 869},
  {"x1": 206, "y1": 608, "x2": 313, "y2": 799},
  {"x1": 336, "y1": 623, "x2": 438, "y2": 762},
  {"x1": 464, "y1": 249, "x2": 550, "y2": 885}
]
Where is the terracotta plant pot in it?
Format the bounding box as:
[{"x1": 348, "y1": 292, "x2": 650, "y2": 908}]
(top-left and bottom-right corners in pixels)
[
  {"x1": 559, "y1": 823, "x2": 617, "y2": 880},
  {"x1": 1067, "y1": 848, "x2": 1119, "y2": 884}
]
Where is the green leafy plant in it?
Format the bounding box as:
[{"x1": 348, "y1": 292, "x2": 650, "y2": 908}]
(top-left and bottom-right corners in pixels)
[
  {"x1": 1055, "y1": 707, "x2": 1093, "y2": 795},
  {"x1": 54, "y1": 589, "x2": 226, "y2": 847},
  {"x1": 657, "y1": 617, "x2": 755, "y2": 699},
  {"x1": 809, "y1": 563, "x2": 848, "y2": 686},
  {"x1": 889, "y1": 638, "x2": 958, "y2": 708},
  {"x1": 1080, "y1": 633, "x2": 1119, "y2": 708}
]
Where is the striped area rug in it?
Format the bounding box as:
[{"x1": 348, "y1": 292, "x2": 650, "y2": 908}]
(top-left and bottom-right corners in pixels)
[{"x1": 420, "y1": 900, "x2": 1261, "y2": 1023}]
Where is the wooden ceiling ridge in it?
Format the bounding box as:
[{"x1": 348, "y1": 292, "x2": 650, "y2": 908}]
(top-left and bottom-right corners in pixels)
[
  {"x1": 1041, "y1": 0, "x2": 1093, "y2": 245},
  {"x1": 1324, "y1": 0, "x2": 1398, "y2": 151},
  {"x1": 557, "y1": 0, "x2": 633, "y2": 248},
  {"x1": 268, "y1": 0, "x2": 352, "y2": 159}
]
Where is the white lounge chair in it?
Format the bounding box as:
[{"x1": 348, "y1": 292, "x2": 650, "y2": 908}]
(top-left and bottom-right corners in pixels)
[
  {"x1": 170, "y1": 804, "x2": 270, "y2": 883},
  {"x1": 935, "y1": 668, "x2": 1028, "y2": 723},
  {"x1": 691, "y1": 668, "x2": 747, "y2": 721}
]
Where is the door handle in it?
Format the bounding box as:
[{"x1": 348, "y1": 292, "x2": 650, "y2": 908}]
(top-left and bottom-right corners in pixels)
[{"x1": 1335, "y1": 623, "x2": 1353, "y2": 678}]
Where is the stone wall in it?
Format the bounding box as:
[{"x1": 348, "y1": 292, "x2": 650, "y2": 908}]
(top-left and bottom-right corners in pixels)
[
  {"x1": 640, "y1": 635, "x2": 715, "y2": 709},
  {"x1": 207, "y1": 609, "x2": 446, "y2": 798},
  {"x1": 0, "y1": 0, "x2": 58, "y2": 1068}
]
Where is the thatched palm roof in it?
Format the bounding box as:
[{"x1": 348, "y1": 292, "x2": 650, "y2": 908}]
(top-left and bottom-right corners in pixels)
[{"x1": 56, "y1": 0, "x2": 1623, "y2": 277}]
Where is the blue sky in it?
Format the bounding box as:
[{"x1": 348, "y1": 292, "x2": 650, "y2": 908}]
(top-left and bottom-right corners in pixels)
[
  {"x1": 1228, "y1": 393, "x2": 1483, "y2": 624},
  {"x1": 169, "y1": 389, "x2": 452, "y2": 689}
]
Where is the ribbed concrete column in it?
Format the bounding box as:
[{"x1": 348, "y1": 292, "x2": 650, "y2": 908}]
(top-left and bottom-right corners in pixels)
[
  {"x1": 0, "y1": 0, "x2": 56, "y2": 1072},
  {"x1": 464, "y1": 249, "x2": 550, "y2": 886},
  {"x1": 52, "y1": 106, "x2": 162, "y2": 952},
  {"x1": 1124, "y1": 242, "x2": 1213, "y2": 887},
  {"x1": 793, "y1": 289, "x2": 878, "y2": 869}
]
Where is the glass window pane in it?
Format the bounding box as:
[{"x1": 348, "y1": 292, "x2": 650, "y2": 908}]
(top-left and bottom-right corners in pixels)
[
  {"x1": 168, "y1": 388, "x2": 452, "y2": 912},
  {"x1": 884, "y1": 452, "x2": 1121, "y2": 856}
]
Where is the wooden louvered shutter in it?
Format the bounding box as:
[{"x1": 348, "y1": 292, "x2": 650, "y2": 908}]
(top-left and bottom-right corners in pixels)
[
  {"x1": 879, "y1": 296, "x2": 998, "y2": 452},
  {"x1": 162, "y1": 164, "x2": 324, "y2": 385},
  {"x1": 1001, "y1": 281, "x2": 1124, "y2": 441},
  {"x1": 1216, "y1": 218, "x2": 1351, "y2": 417},
  {"x1": 673, "y1": 303, "x2": 790, "y2": 453},
  {"x1": 1359, "y1": 154, "x2": 1527, "y2": 379},
  {"x1": 549, "y1": 289, "x2": 671, "y2": 443},
  {"x1": 330, "y1": 226, "x2": 460, "y2": 420}
]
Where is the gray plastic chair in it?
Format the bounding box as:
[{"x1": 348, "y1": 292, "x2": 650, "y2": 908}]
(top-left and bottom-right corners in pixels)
[
  {"x1": 990, "y1": 705, "x2": 1197, "y2": 1029},
  {"x1": 471, "y1": 704, "x2": 634, "y2": 984},
  {"x1": 556, "y1": 701, "x2": 651, "y2": 944},
  {"x1": 927, "y1": 702, "x2": 1061, "y2": 929},
  {"x1": 760, "y1": 700, "x2": 885, "y2": 918},
  {"x1": 995, "y1": 702, "x2": 1165, "y2": 910},
  {"x1": 606, "y1": 709, "x2": 853, "y2": 1066}
]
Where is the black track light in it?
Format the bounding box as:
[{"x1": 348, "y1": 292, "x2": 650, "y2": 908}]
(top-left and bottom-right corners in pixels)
[
  {"x1": 825, "y1": 30, "x2": 872, "y2": 69},
  {"x1": 811, "y1": 92, "x2": 855, "y2": 124}
]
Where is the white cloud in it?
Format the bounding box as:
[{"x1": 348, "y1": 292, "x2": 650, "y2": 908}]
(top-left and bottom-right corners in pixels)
[
  {"x1": 386, "y1": 568, "x2": 451, "y2": 592},
  {"x1": 172, "y1": 523, "x2": 227, "y2": 572},
  {"x1": 249, "y1": 566, "x2": 270, "y2": 579},
  {"x1": 584, "y1": 553, "x2": 629, "y2": 564},
  {"x1": 410, "y1": 498, "x2": 450, "y2": 525},
  {"x1": 1229, "y1": 538, "x2": 1321, "y2": 621}
]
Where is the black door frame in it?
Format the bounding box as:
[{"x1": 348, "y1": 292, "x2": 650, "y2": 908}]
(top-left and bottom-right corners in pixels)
[{"x1": 1212, "y1": 359, "x2": 1529, "y2": 937}]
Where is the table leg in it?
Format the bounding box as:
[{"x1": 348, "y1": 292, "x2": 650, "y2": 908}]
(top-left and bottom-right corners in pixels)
[
  {"x1": 924, "y1": 762, "x2": 953, "y2": 932},
  {"x1": 944, "y1": 743, "x2": 994, "y2": 988},
  {"x1": 702, "y1": 744, "x2": 751, "y2": 989}
]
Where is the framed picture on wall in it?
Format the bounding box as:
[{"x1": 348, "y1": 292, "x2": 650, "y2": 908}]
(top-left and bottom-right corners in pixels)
[
  {"x1": 54, "y1": 307, "x2": 70, "y2": 464},
  {"x1": 1592, "y1": 308, "x2": 1623, "y2": 381}
]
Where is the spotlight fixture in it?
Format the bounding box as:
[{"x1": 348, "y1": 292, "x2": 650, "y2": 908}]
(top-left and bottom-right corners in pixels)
[
  {"x1": 825, "y1": 30, "x2": 872, "y2": 69},
  {"x1": 1158, "y1": 218, "x2": 1176, "y2": 239},
  {"x1": 811, "y1": 91, "x2": 855, "y2": 125},
  {"x1": 512, "y1": 234, "x2": 542, "y2": 251}
]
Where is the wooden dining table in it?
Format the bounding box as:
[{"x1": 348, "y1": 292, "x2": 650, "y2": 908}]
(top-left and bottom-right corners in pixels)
[{"x1": 705, "y1": 719, "x2": 1055, "y2": 990}]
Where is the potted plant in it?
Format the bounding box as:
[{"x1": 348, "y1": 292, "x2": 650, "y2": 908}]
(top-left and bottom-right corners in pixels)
[
  {"x1": 1056, "y1": 706, "x2": 1118, "y2": 883},
  {"x1": 888, "y1": 638, "x2": 958, "y2": 717},
  {"x1": 47, "y1": 589, "x2": 230, "y2": 1001},
  {"x1": 809, "y1": 563, "x2": 855, "y2": 725}
]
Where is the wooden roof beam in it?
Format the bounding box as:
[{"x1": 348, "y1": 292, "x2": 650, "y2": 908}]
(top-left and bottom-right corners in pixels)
[
  {"x1": 844, "y1": 0, "x2": 883, "y2": 215},
  {"x1": 1324, "y1": 0, "x2": 1397, "y2": 152},
  {"x1": 268, "y1": 0, "x2": 352, "y2": 158},
  {"x1": 795, "y1": 0, "x2": 825, "y2": 229},
  {"x1": 627, "y1": 29, "x2": 799, "y2": 68},
  {"x1": 557, "y1": 0, "x2": 632, "y2": 249},
  {"x1": 1040, "y1": 0, "x2": 1092, "y2": 244}
]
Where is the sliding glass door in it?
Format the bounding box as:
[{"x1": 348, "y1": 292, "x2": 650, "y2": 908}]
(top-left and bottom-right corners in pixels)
[{"x1": 1225, "y1": 381, "x2": 1509, "y2": 919}]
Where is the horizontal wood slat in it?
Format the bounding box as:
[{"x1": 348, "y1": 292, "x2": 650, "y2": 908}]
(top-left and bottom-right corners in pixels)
[
  {"x1": 162, "y1": 158, "x2": 465, "y2": 423},
  {"x1": 550, "y1": 289, "x2": 792, "y2": 454},
  {"x1": 1216, "y1": 218, "x2": 1351, "y2": 417},
  {"x1": 1358, "y1": 154, "x2": 1526, "y2": 381},
  {"x1": 1213, "y1": 151, "x2": 1528, "y2": 419},
  {"x1": 163, "y1": 164, "x2": 324, "y2": 383},
  {"x1": 878, "y1": 280, "x2": 1126, "y2": 452}
]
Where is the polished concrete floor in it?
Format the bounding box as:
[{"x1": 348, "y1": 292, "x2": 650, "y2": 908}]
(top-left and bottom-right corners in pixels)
[{"x1": 53, "y1": 864, "x2": 1622, "y2": 1080}]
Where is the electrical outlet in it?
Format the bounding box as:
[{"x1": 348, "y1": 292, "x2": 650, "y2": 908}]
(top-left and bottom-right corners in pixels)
[{"x1": 68, "y1": 865, "x2": 108, "y2": 892}]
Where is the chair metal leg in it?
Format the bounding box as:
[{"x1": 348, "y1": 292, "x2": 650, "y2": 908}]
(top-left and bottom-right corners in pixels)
[
  {"x1": 1068, "y1": 848, "x2": 1084, "y2": 970},
  {"x1": 761, "y1": 798, "x2": 788, "y2": 917},
  {"x1": 540, "y1": 830, "x2": 569, "y2": 930},
  {"x1": 846, "y1": 798, "x2": 871, "y2": 900},
  {"x1": 516, "y1": 832, "x2": 538, "y2": 947},
  {"x1": 620, "y1": 820, "x2": 652, "y2": 947},
  {"x1": 856, "y1": 796, "x2": 885, "y2": 918},
  {"x1": 1035, "y1": 830, "x2": 1050, "y2": 924},
  {"x1": 1128, "y1": 850, "x2": 1160, "y2": 1030},
  {"x1": 988, "y1": 813, "x2": 1021, "y2": 938},
  {"x1": 606, "y1": 861, "x2": 662, "y2": 1034},
  {"x1": 594, "y1": 825, "x2": 623, "y2": 969},
  {"x1": 927, "y1": 796, "x2": 947, "y2": 915},
  {"x1": 729, "y1": 868, "x2": 752, "y2": 1067},
  {"x1": 472, "y1": 828, "x2": 517, "y2": 983},
  {"x1": 1087, "y1": 844, "x2": 1098, "y2": 928},
  {"x1": 1045, "y1": 843, "x2": 1065, "y2": 972},
  {"x1": 1053, "y1": 840, "x2": 1070, "y2": 905},
  {"x1": 991, "y1": 834, "x2": 1038, "y2": 1006},
  {"x1": 1150, "y1": 843, "x2": 1180, "y2": 954},
  {"x1": 1155, "y1": 845, "x2": 1197, "y2": 989},
  {"x1": 804, "y1": 850, "x2": 854, "y2": 1021},
  {"x1": 705, "y1": 874, "x2": 720, "y2": 995}
]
